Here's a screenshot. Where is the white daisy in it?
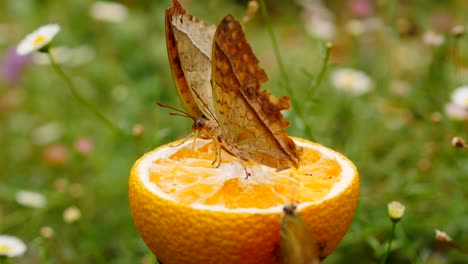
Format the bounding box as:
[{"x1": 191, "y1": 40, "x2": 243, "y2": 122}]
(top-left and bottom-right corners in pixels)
[
  {"x1": 435, "y1": 229, "x2": 452, "y2": 243},
  {"x1": 63, "y1": 206, "x2": 81, "y2": 223},
  {"x1": 300, "y1": 0, "x2": 336, "y2": 40},
  {"x1": 0, "y1": 235, "x2": 27, "y2": 258},
  {"x1": 40, "y1": 226, "x2": 55, "y2": 239},
  {"x1": 451, "y1": 86, "x2": 468, "y2": 109},
  {"x1": 90, "y1": 1, "x2": 128, "y2": 23},
  {"x1": 445, "y1": 103, "x2": 468, "y2": 121},
  {"x1": 422, "y1": 30, "x2": 444, "y2": 47},
  {"x1": 345, "y1": 17, "x2": 383, "y2": 36},
  {"x1": 32, "y1": 122, "x2": 62, "y2": 146},
  {"x1": 16, "y1": 24, "x2": 60, "y2": 56},
  {"x1": 330, "y1": 68, "x2": 373, "y2": 95},
  {"x1": 387, "y1": 201, "x2": 405, "y2": 222},
  {"x1": 15, "y1": 190, "x2": 47, "y2": 208}
]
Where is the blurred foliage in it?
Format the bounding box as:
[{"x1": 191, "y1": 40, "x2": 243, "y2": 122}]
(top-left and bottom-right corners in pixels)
[{"x1": 1, "y1": 0, "x2": 468, "y2": 263}]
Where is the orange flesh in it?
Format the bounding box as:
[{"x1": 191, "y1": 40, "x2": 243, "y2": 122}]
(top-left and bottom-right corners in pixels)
[{"x1": 150, "y1": 141, "x2": 341, "y2": 209}]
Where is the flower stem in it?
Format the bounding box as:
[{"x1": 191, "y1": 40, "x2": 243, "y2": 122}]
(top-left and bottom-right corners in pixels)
[
  {"x1": 381, "y1": 222, "x2": 397, "y2": 264},
  {"x1": 304, "y1": 42, "x2": 332, "y2": 103},
  {"x1": 257, "y1": 0, "x2": 300, "y2": 113},
  {"x1": 47, "y1": 52, "x2": 128, "y2": 136},
  {"x1": 300, "y1": 42, "x2": 333, "y2": 138},
  {"x1": 258, "y1": 0, "x2": 318, "y2": 137},
  {"x1": 448, "y1": 241, "x2": 468, "y2": 254}
]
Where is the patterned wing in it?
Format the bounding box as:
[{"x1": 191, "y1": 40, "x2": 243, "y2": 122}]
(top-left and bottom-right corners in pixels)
[
  {"x1": 165, "y1": 0, "x2": 217, "y2": 120},
  {"x1": 212, "y1": 15, "x2": 301, "y2": 170},
  {"x1": 280, "y1": 205, "x2": 321, "y2": 264}
]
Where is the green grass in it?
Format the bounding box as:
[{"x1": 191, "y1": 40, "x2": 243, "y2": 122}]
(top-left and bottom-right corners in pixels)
[{"x1": 1, "y1": 0, "x2": 468, "y2": 263}]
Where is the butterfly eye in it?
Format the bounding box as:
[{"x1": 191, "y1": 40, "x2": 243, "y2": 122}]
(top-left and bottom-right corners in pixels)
[{"x1": 192, "y1": 119, "x2": 205, "y2": 130}]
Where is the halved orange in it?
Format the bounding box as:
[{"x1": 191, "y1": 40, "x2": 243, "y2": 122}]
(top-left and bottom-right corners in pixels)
[{"x1": 129, "y1": 137, "x2": 359, "y2": 264}]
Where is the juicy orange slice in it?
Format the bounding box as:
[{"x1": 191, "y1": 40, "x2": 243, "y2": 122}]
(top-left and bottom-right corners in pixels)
[{"x1": 129, "y1": 137, "x2": 359, "y2": 264}]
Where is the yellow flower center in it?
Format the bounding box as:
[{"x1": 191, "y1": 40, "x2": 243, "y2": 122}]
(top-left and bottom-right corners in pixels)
[
  {"x1": 342, "y1": 72, "x2": 356, "y2": 90},
  {"x1": 0, "y1": 245, "x2": 13, "y2": 254},
  {"x1": 33, "y1": 35, "x2": 46, "y2": 46}
]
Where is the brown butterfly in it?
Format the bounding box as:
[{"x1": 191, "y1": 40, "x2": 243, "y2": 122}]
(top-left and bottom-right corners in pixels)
[
  {"x1": 211, "y1": 14, "x2": 302, "y2": 171},
  {"x1": 165, "y1": 0, "x2": 301, "y2": 171},
  {"x1": 280, "y1": 204, "x2": 320, "y2": 264},
  {"x1": 165, "y1": 0, "x2": 219, "y2": 140}
]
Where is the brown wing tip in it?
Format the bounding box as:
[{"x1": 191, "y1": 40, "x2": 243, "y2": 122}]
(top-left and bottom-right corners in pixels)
[
  {"x1": 168, "y1": 0, "x2": 216, "y2": 30},
  {"x1": 274, "y1": 95, "x2": 291, "y2": 111},
  {"x1": 222, "y1": 14, "x2": 236, "y2": 23},
  {"x1": 167, "y1": 0, "x2": 185, "y2": 15},
  {"x1": 216, "y1": 14, "x2": 239, "y2": 37}
]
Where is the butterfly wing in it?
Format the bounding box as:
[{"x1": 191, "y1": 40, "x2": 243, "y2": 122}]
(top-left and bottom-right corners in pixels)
[
  {"x1": 211, "y1": 15, "x2": 301, "y2": 170},
  {"x1": 280, "y1": 205, "x2": 321, "y2": 264},
  {"x1": 165, "y1": 0, "x2": 217, "y2": 120}
]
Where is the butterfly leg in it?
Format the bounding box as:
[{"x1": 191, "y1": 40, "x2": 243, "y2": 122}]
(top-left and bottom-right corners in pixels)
[
  {"x1": 211, "y1": 136, "x2": 222, "y2": 168},
  {"x1": 170, "y1": 132, "x2": 196, "y2": 147},
  {"x1": 242, "y1": 162, "x2": 252, "y2": 180},
  {"x1": 244, "y1": 168, "x2": 252, "y2": 179},
  {"x1": 241, "y1": 161, "x2": 252, "y2": 179}
]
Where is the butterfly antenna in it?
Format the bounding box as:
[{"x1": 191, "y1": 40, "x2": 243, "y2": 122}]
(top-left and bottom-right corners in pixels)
[
  {"x1": 157, "y1": 102, "x2": 196, "y2": 121},
  {"x1": 191, "y1": 88, "x2": 218, "y2": 122}
]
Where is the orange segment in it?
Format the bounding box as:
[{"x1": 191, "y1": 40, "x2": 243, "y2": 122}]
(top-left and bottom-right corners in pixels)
[
  {"x1": 129, "y1": 137, "x2": 360, "y2": 264},
  {"x1": 149, "y1": 141, "x2": 341, "y2": 208}
]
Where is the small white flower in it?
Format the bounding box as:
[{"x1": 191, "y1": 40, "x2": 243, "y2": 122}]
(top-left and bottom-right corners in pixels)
[
  {"x1": 435, "y1": 229, "x2": 452, "y2": 243},
  {"x1": 0, "y1": 235, "x2": 27, "y2": 257},
  {"x1": 345, "y1": 19, "x2": 366, "y2": 36},
  {"x1": 15, "y1": 190, "x2": 47, "y2": 208},
  {"x1": 16, "y1": 24, "x2": 60, "y2": 56},
  {"x1": 40, "y1": 226, "x2": 55, "y2": 239},
  {"x1": 346, "y1": 17, "x2": 383, "y2": 36},
  {"x1": 300, "y1": 0, "x2": 336, "y2": 40},
  {"x1": 389, "y1": 79, "x2": 410, "y2": 96},
  {"x1": 32, "y1": 122, "x2": 62, "y2": 146},
  {"x1": 63, "y1": 206, "x2": 81, "y2": 223},
  {"x1": 451, "y1": 86, "x2": 468, "y2": 109},
  {"x1": 422, "y1": 30, "x2": 444, "y2": 46},
  {"x1": 445, "y1": 103, "x2": 468, "y2": 121},
  {"x1": 90, "y1": 1, "x2": 128, "y2": 23},
  {"x1": 305, "y1": 17, "x2": 336, "y2": 40},
  {"x1": 451, "y1": 25, "x2": 465, "y2": 38},
  {"x1": 387, "y1": 201, "x2": 405, "y2": 222},
  {"x1": 330, "y1": 68, "x2": 373, "y2": 95}
]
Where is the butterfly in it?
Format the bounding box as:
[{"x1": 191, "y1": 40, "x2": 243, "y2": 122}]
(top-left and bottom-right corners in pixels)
[
  {"x1": 165, "y1": 0, "x2": 220, "y2": 141},
  {"x1": 165, "y1": 0, "x2": 301, "y2": 171},
  {"x1": 280, "y1": 204, "x2": 320, "y2": 264},
  {"x1": 211, "y1": 14, "x2": 302, "y2": 171}
]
